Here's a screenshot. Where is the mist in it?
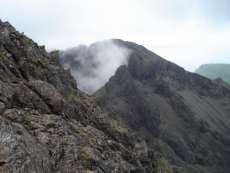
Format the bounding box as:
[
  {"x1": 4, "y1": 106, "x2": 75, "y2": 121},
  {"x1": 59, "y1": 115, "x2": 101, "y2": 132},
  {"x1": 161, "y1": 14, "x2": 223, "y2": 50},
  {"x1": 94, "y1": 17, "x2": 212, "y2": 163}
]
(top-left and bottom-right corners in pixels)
[{"x1": 59, "y1": 40, "x2": 131, "y2": 94}]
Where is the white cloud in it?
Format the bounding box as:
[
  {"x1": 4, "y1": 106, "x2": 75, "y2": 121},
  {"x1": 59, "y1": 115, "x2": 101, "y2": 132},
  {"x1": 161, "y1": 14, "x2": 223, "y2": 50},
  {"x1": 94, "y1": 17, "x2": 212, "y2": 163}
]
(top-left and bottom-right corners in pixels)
[{"x1": 60, "y1": 40, "x2": 131, "y2": 93}]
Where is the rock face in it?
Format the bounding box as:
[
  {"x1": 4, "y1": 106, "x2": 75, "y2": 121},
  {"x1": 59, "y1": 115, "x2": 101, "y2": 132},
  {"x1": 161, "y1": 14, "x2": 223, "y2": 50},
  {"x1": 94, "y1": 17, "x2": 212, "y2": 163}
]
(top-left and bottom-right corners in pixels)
[
  {"x1": 96, "y1": 40, "x2": 230, "y2": 173},
  {"x1": 0, "y1": 21, "x2": 158, "y2": 173},
  {"x1": 195, "y1": 64, "x2": 230, "y2": 84}
]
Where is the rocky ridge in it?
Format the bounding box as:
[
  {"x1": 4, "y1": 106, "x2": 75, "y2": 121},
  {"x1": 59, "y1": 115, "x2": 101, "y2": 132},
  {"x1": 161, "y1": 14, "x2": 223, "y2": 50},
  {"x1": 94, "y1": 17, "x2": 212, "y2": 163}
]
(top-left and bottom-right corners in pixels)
[{"x1": 0, "y1": 21, "x2": 158, "y2": 173}]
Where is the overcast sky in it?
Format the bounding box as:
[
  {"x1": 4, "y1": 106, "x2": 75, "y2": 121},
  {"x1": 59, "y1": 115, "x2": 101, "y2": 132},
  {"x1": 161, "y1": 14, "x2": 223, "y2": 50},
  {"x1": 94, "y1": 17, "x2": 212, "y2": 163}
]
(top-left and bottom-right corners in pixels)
[{"x1": 0, "y1": 0, "x2": 230, "y2": 71}]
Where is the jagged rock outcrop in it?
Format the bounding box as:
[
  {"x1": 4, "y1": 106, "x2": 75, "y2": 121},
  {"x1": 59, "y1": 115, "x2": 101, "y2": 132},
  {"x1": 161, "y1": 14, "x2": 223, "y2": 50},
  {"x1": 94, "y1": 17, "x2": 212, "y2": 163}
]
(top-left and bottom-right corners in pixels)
[
  {"x1": 0, "y1": 21, "x2": 158, "y2": 173},
  {"x1": 95, "y1": 40, "x2": 230, "y2": 173}
]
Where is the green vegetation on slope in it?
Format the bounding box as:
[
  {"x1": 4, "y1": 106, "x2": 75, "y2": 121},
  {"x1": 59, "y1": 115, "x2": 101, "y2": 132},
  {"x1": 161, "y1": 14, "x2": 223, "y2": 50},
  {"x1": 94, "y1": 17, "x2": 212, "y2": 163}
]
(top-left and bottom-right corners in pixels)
[{"x1": 195, "y1": 64, "x2": 230, "y2": 83}]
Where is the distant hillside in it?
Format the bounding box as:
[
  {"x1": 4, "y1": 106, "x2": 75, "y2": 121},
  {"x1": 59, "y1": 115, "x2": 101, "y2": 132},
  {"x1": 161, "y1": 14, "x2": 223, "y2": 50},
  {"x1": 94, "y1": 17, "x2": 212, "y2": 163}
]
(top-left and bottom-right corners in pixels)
[{"x1": 195, "y1": 64, "x2": 230, "y2": 83}]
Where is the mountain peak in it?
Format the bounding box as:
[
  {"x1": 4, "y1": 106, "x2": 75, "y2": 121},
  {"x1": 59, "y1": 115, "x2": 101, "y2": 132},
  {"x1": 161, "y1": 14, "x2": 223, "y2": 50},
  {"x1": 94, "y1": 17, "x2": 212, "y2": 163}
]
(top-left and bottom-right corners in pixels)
[{"x1": 96, "y1": 40, "x2": 230, "y2": 172}]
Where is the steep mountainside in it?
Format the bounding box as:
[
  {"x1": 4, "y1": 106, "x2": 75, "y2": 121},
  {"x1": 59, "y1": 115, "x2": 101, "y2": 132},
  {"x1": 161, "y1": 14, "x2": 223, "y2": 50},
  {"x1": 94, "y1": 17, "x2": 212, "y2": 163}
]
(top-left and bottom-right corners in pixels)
[
  {"x1": 96, "y1": 40, "x2": 230, "y2": 173},
  {"x1": 0, "y1": 21, "x2": 159, "y2": 173},
  {"x1": 195, "y1": 64, "x2": 230, "y2": 84}
]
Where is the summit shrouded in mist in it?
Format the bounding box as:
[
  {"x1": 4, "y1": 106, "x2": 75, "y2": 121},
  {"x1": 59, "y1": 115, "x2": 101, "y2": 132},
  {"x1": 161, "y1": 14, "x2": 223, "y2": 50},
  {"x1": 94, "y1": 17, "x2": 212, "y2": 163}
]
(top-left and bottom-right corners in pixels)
[
  {"x1": 59, "y1": 40, "x2": 131, "y2": 93},
  {"x1": 59, "y1": 36, "x2": 230, "y2": 172}
]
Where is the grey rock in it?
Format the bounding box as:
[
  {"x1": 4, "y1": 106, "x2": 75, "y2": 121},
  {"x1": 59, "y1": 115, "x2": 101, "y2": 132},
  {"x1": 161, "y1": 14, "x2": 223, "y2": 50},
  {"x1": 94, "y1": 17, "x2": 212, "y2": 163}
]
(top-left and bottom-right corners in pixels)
[
  {"x1": 0, "y1": 21, "x2": 154, "y2": 173},
  {"x1": 0, "y1": 102, "x2": 5, "y2": 114}
]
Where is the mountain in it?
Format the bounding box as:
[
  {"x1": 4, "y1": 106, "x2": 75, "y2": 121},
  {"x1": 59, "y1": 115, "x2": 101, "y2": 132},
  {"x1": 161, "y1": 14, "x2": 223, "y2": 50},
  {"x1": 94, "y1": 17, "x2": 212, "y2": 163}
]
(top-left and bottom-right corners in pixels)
[
  {"x1": 195, "y1": 64, "x2": 230, "y2": 84},
  {"x1": 0, "y1": 20, "x2": 158, "y2": 173},
  {"x1": 1, "y1": 20, "x2": 230, "y2": 173},
  {"x1": 95, "y1": 40, "x2": 230, "y2": 173}
]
